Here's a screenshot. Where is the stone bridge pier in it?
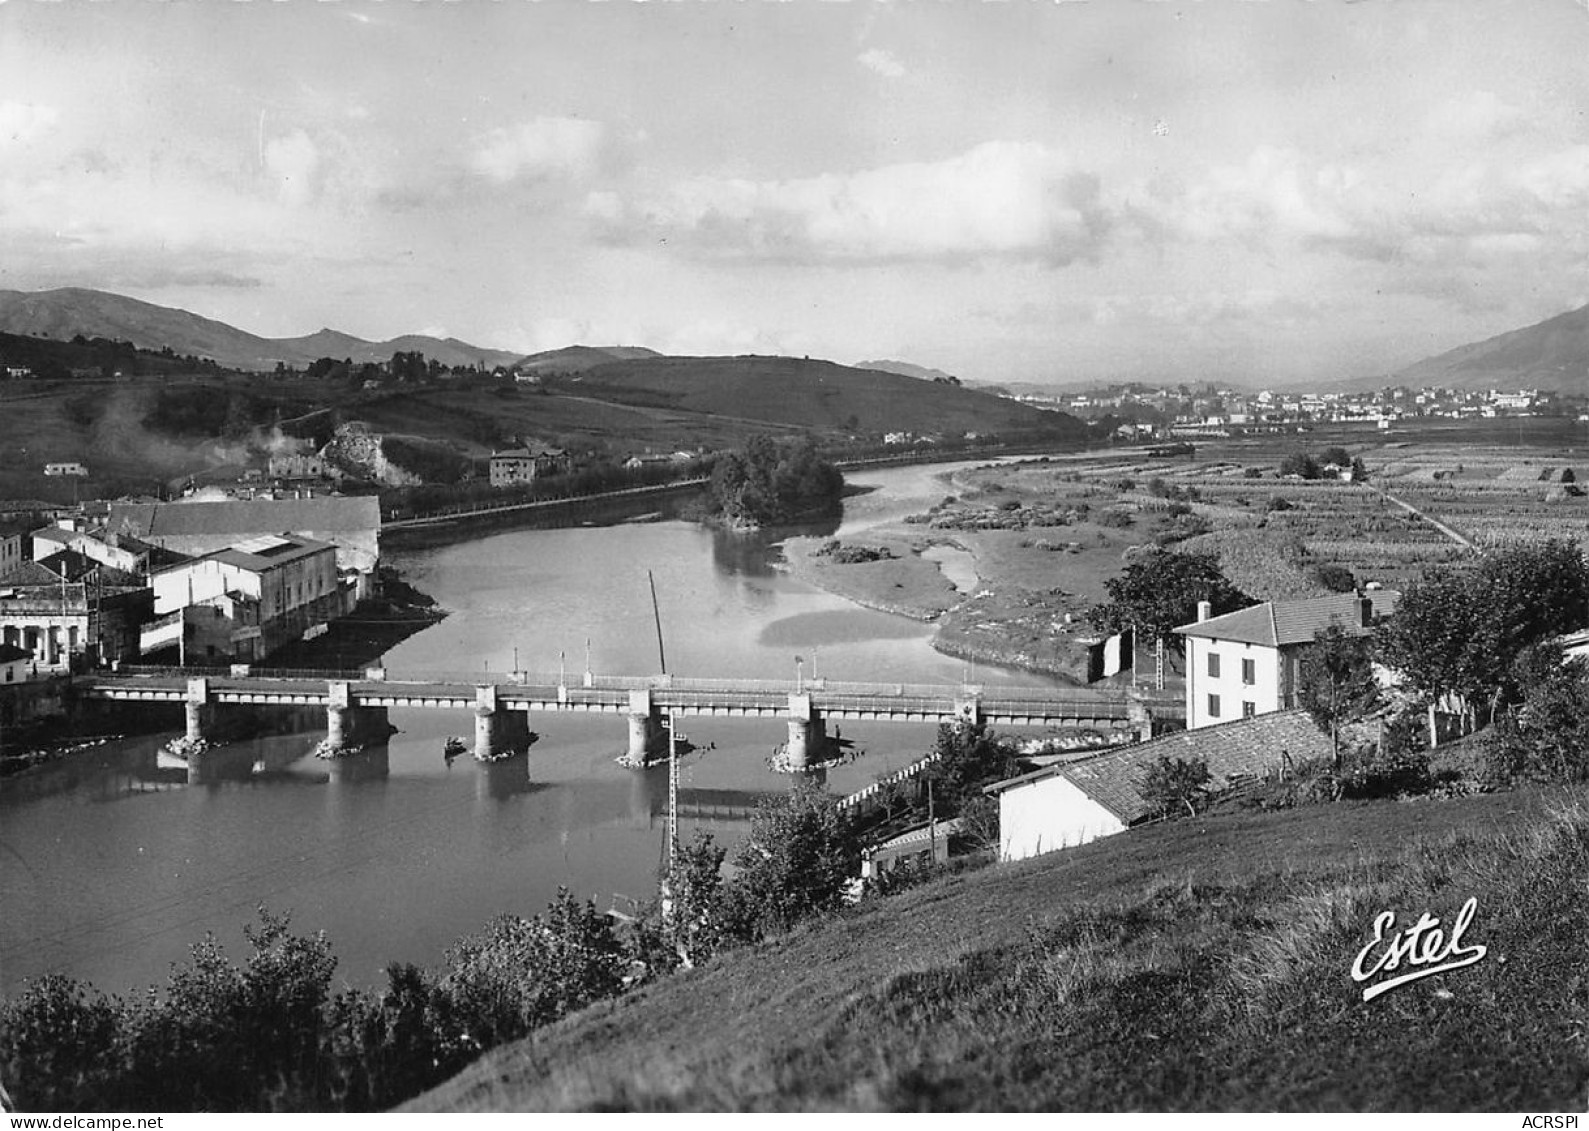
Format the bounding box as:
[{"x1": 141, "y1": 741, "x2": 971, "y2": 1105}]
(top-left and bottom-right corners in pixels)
[
  {"x1": 625, "y1": 689, "x2": 668, "y2": 765},
  {"x1": 326, "y1": 682, "x2": 393, "y2": 751},
  {"x1": 782, "y1": 693, "x2": 830, "y2": 771},
  {"x1": 185, "y1": 678, "x2": 214, "y2": 743},
  {"x1": 473, "y1": 685, "x2": 533, "y2": 760}
]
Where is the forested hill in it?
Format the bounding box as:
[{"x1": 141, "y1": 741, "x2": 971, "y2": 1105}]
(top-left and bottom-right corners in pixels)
[{"x1": 562, "y1": 355, "x2": 1084, "y2": 438}]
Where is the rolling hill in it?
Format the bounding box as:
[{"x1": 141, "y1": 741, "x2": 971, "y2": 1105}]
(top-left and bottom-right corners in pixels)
[
  {"x1": 561, "y1": 355, "x2": 1084, "y2": 438},
  {"x1": 515, "y1": 344, "x2": 663, "y2": 374},
  {"x1": 856, "y1": 359, "x2": 967, "y2": 385},
  {"x1": 1388, "y1": 303, "x2": 1589, "y2": 393},
  {"x1": 0, "y1": 288, "x2": 523, "y2": 371}
]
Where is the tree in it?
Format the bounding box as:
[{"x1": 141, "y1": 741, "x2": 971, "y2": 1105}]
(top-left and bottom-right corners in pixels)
[
  {"x1": 1140, "y1": 755, "x2": 1212, "y2": 818},
  {"x1": 1088, "y1": 548, "x2": 1250, "y2": 651},
  {"x1": 1279, "y1": 452, "x2": 1321, "y2": 479},
  {"x1": 1312, "y1": 563, "x2": 1358, "y2": 593},
  {"x1": 1297, "y1": 622, "x2": 1383, "y2": 767},
  {"x1": 919, "y1": 720, "x2": 1020, "y2": 818},
  {"x1": 719, "y1": 781, "x2": 860, "y2": 941},
  {"x1": 437, "y1": 889, "x2": 626, "y2": 1054},
  {"x1": 662, "y1": 832, "x2": 728, "y2": 969},
  {"x1": 1376, "y1": 539, "x2": 1589, "y2": 734},
  {"x1": 0, "y1": 975, "x2": 127, "y2": 1111}
]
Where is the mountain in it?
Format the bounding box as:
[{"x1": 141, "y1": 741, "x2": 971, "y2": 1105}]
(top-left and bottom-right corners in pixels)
[
  {"x1": 562, "y1": 354, "x2": 1084, "y2": 437},
  {"x1": 0, "y1": 288, "x2": 522, "y2": 371},
  {"x1": 516, "y1": 344, "x2": 663, "y2": 373},
  {"x1": 1388, "y1": 303, "x2": 1589, "y2": 392},
  {"x1": 856, "y1": 359, "x2": 966, "y2": 385}
]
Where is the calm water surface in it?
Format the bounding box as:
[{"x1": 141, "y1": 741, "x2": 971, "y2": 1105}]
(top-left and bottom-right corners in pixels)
[{"x1": 0, "y1": 461, "x2": 1061, "y2": 996}]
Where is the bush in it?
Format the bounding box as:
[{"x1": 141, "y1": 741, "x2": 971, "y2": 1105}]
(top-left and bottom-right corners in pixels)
[{"x1": 1266, "y1": 496, "x2": 1294, "y2": 512}]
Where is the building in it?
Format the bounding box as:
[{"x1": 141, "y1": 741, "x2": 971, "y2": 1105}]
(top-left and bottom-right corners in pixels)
[
  {"x1": 1174, "y1": 591, "x2": 1399, "y2": 730},
  {"x1": 106, "y1": 496, "x2": 381, "y2": 596},
  {"x1": 0, "y1": 561, "x2": 153, "y2": 671},
  {"x1": 984, "y1": 710, "x2": 1332, "y2": 862},
  {"x1": 43, "y1": 462, "x2": 88, "y2": 477},
  {"x1": 147, "y1": 534, "x2": 348, "y2": 664},
  {"x1": 0, "y1": 642, "x2": 30, "y2": 683},
  {"x1": 30, "y1": 522, "x2": 170, "y2": 576},
  {"x1": 268, "y1": 453, "x2": 333, "y2": 481},
  {"x1": 0, "y1": 523, "x2": 26, "y2": 577},
  {"x1": 489, "y1": 444, "x2": 571, "y2": 487}
]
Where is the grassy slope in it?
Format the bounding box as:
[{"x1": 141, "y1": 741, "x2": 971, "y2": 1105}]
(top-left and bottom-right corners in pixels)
[
  {"x1": 567, "y1": 356, "x2": 1085, "y2": 438},
  {"x1": 409, "y1": 786, "x2": 1589, "y2": 1112}
]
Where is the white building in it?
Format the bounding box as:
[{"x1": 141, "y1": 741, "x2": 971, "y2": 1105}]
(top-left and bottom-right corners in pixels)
[
  {"x1": 984, "y1": 710, "x2": 1332, "y2": 862},
  {"x1": 1174, "y1": 591, "x2": 1398, "y2": 730},
  {"x1": 149, "y1": 534, "x2": 347, "y2": 664}
]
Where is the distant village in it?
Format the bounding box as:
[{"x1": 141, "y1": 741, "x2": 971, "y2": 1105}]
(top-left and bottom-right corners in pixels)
[{"x1": 1013, "y1": 381, "x2": 1589, "y2": 437}]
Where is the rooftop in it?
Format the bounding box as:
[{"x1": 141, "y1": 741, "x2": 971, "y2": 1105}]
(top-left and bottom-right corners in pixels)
[
  {"x1": 1174, "y1": 590, "x2": 1399, "y2": 648},
  {"x1": 157, "y1": 533, "x2": 337, "y2": 575},
  {"x1": 985, "y1": 709, "x2": 1333, "y2": 826},
  {"x1": 107, "y1": 496, "x2": 380, "y2": 539}
]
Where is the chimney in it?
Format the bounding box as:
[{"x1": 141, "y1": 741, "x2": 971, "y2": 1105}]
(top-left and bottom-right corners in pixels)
[
  {"x1": 1196, "y1": 600, "x2": 1212, "y2": 622},
  {"x1": 1359, "y1": 596, "x2": 1373, "y2": 628}
]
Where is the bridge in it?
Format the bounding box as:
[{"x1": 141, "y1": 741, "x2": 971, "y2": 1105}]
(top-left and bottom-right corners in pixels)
[{"x1": 80, "y1": 668, "x2": 1182, "y2": 770}]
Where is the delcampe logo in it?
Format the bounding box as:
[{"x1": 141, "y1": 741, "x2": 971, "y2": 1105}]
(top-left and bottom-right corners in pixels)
[{"x1": 1351, "y1": 896, "x2": 1488, "y2": 1003}]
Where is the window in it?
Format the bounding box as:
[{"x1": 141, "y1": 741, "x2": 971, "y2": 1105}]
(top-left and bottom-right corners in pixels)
[
  {"x1": 1207, "y1": 652, "x2": 1221, "y2": 678},
  {"x1": 1242, "y1": 701, "x2": 1256, "y2": 718},
  {"x1": 1241, "y1": 658, "x2": 1256, "y2": 685},
  {"x1": 1207, "y1": 693, "x2": 1221, "y2": 719}
]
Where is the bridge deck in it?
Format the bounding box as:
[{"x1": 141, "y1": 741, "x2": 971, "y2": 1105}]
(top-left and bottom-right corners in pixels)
[{"x1": 82, "y1": 671, "x2": 1182, "y2": 725}]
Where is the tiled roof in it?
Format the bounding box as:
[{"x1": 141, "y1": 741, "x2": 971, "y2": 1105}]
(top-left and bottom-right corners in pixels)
[
  {"x1": 492, "y1": 444, "x2": 567, "y2": 459},
  {"x1": 987, "y1": 709, "x2": 1333, "y2": 825},
  {"x1": 0, "y1": 561, "x2": 76, "y2": 587},
  {"x1": 107, "y1": 497, "x2": 380, "y2": 539},
  {"x1": 1175, "y1": 591, "x2": 1399, "y2": 647}
]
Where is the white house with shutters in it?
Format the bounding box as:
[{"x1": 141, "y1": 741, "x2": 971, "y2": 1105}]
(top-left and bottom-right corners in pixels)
[{"x1": 1173, "y1": 591, "x2": 1399, "y2": 730}]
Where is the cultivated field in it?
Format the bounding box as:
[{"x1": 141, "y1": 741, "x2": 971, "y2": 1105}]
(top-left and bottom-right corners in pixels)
[{"x1": 785, "y1": 424, "x2": 1589, "y2": 681}]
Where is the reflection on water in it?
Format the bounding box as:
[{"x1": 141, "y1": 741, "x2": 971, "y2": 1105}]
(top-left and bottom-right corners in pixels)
[{"x1": 0, "y1": 463, "x2": 1068, "y2": 996}]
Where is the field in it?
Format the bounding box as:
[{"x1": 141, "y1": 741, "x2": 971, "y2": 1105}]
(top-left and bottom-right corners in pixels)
[{"x1": 779, "y1": 424, "x2": 1589, "y2": 682}]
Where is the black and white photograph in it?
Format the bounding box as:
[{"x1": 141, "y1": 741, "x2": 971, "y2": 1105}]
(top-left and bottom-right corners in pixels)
[{"x1": 0, "y1": 0, "x2": 1586, "y2": 1116}]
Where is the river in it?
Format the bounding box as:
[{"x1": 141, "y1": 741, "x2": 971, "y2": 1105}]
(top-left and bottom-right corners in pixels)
[{"x1": 0, "y1": 460, "x2": 1060, "y2": 998}]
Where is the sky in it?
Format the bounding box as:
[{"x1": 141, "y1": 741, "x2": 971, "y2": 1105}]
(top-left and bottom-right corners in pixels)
[{"x1": 1, "y1": 0, "x2": 1586, "y2": 387}]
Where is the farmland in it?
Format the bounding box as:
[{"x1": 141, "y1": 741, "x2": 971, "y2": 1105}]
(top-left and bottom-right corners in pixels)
[{"x1": 785, "y1": 425, "x2": 1589, "y2": 682}]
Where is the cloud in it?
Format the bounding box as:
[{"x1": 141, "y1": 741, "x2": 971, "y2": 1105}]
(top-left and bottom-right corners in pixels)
[
  {"x1": 0, "y1": 101, "x2": 59, "y2": 147},
  {"x1": 1127, "y1": 143, "x2": 1589, "y2": 269},
  {"x1": 857, "y1": 48, "x2": 906, "y2": 79},
  {"x1": 470, "y1": 117, "x2": 606, "y2": 183},
  {"x1": 593, "y1": 141, "x2": 1112, "y2": 265},
  {"x1": 264, "y1": 130, "x2": 320, "y2": 206}
]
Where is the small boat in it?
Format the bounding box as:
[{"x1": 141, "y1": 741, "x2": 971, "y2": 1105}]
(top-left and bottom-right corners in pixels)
[{"x1": 442, "y1": 737, "x2": 467, "y2": 759}]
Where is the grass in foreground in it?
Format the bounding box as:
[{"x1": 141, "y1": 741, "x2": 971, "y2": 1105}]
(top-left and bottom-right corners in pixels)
[{"x1": 408, "y1": 786, "x2": 1589, "y2": 1112}]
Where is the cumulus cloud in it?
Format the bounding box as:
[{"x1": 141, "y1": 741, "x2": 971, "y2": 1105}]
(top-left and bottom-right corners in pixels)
[
  {"x1": 264, "y1": 130, "x2": 320, "y2": 206},
  {"x1": 1128, "y1": 143, "x2": 1589, "y2": 268},
  {"x1": 470, "y1": 116, "x2": 606, "y2": 183},
  {"x1": 593, "y1": 141, "x2": 1111, "y2": 265},
  {"x1": 0, "y1": 101, "x2": 59, "y2": 147},
  {"x1": 857, "y1": 48, "x2": 906, "y2": 79}
]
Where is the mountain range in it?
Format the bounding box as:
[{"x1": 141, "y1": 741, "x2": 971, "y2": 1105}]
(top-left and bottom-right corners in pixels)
[
  {"x1": 0, "y1": 288, "x2": 523, "y2": 371},
  {"x1": 0, "y1": 286, "x2": 1583, "y2": 394},
  {"x1": 1385, "y1": 303, "x2": 1588, "y2": 393}
]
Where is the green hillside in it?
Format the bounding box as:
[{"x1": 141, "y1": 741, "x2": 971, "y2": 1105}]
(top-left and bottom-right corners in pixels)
[
  {"x1": 565, "y1": 355, "x2": 1082, "y2": 438},
  {"x1": 410, "y1": 786, "x2": 1588, "y2": 1112}
]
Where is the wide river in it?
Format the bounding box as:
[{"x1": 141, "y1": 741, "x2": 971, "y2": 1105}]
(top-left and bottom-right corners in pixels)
[{"x1": 0, "y1": 461, "x2": 1066, "y2": 998}]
